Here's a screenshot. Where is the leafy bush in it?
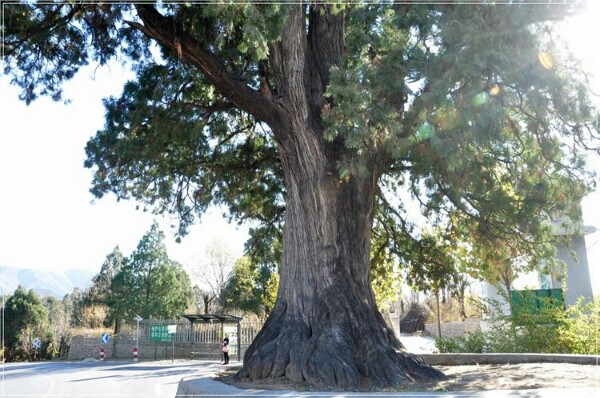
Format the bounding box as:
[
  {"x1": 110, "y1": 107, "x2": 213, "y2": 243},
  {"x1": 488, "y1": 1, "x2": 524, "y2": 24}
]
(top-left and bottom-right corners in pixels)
[
  {"x1": 485, "y1": 298, "x2": 566, "y2": 353},
  {"x1": 434, "y1": 294, "x2": 600, "y2": 355},
  {"x1": 556, "y1": 297, "x2": 600, "y2": 355},
  {"x1": 434, "y1": 330, "x2": 486, "y2": 353},
  {"x1": 462, "y1": 330, "x2": 486, "y2": 353},
  {"x1": 434, "y1": 336, "x2": 462, "y2": 353}
]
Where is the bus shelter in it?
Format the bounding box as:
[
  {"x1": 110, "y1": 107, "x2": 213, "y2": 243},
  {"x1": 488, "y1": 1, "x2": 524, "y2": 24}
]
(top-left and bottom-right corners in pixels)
[{"x1": 182, "y1": 313, "x2": 242, "y2": 361}]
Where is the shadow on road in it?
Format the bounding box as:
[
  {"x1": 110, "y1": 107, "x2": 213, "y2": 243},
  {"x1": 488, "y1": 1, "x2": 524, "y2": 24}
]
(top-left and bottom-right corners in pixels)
[{"x1": 1, "y1": 360, "x2": 214, "y2": 381}]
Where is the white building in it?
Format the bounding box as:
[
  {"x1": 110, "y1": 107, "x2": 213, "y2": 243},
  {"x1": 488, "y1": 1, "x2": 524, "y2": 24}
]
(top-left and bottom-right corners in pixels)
[{"x1": 482, "y1": 223, "x2": 596, "y2": 313}]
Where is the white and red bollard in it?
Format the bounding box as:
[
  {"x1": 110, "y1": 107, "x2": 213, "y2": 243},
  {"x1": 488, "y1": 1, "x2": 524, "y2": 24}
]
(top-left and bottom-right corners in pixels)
[
  {"x1": 132, "y1": 347, "x2": 139, "y2": 362},
  {"x1": 99, "y1": 348, "x2": 105, "y2": 361}
]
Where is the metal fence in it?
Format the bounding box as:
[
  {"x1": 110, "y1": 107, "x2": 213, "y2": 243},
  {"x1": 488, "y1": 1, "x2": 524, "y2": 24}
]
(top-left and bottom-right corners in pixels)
[{"x1": 117, "y1": 319, "x2": 264, "y2": 344}]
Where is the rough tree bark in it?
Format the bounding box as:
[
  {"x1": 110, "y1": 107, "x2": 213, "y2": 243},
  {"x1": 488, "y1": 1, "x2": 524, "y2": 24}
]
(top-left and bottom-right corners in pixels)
[{"x1": 132, "y1": 4, "x2": 445, "y2": 389}]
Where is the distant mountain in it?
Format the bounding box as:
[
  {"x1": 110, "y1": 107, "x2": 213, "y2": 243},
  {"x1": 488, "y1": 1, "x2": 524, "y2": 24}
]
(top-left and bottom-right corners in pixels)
[{"x1": 1, "y1": 266, "x2": 95, "y2": 298}]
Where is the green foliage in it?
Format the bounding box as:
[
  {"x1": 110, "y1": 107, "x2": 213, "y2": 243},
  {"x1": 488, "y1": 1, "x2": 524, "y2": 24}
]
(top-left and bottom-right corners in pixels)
[
  {"x1": 41, "y1": 296, "x2": 73, "y2": 358},
  {"x1": 434, "y1": 294, "x2": 600, "y2": 355},
  {"x1": 67, "y1": 287, "x2": 105, "y2": 329},
  {"x1": 87, "y1": 246, "x2": 124, "y2": 305},
  {"x1": 221, "y1": 255, "x2": 280, "y2": 319},
  {"x1": 482, "y1": 292, "x2": 567, "y2": 353},
  {"x1": 3, "y1": 3, "x2": 149, "y2": 104},
  {"x1": 434, "y1": 330, "x2": 486, "y2": 354},
  {"x1": 222, "y1": 256, "x2": 270, "y2": 318},
  {"x1": 263, "y1": 271, "x2": 279, "y2": 317},
  {"x1": 433, "y1": 336, "x2": 462, "y2": 354},
  {"x1": 369, "y1": 222, "x2": 403, "y2": 311},
  {"x1": 3, "y1": 286, "x2": 51, "y2": 361},
  {"x1": 107, "y1": 223, "x2": 193, "y2": 327},
  {"x1": 556, "y1": 297, "x2": 600, "y2": 355}
]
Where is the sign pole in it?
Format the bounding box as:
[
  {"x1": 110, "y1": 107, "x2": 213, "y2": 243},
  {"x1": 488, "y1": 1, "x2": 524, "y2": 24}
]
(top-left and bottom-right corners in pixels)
[
  {"x1": 237, "y1": 320, "x2": 241, "y2": 362},
  {"x1": 32, "y1": 338, "x2": 42, "y2": 362},
  {"x1": 167, "y1": 324, "x2": 177, "y2": 362},
  {"x1": 134, "y1": 315, "x2": 143, "y2": 361}
]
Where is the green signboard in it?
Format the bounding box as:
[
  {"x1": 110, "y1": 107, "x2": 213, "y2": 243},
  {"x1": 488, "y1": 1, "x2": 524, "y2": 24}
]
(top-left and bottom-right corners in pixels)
[
  {"x1": 150, "y1": 325, "x2": 172, "y2": 342},
  {"x1": 511, "y1": 288, "x2": 564, "y2": 322}
]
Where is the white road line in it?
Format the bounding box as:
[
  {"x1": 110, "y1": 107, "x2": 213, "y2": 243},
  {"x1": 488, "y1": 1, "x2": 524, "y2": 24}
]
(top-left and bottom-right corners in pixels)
[{"x1": 38, "y1": 370, "x2": 54, "y2": 398}]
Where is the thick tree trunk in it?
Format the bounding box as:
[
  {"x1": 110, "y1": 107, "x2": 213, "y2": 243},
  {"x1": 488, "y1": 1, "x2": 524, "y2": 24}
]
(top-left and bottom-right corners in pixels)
[
  {"x1": 235, "y1": 5, "x2": 444, "y2": 391},
  {"x1": 238, "y1": 130, "x2": 444, "y2": 388}
]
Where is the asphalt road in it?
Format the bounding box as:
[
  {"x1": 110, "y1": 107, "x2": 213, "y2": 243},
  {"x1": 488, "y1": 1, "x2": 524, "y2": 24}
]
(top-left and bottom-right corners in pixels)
[
  {"x1": 3, "y1": 359, "x2": 599, "y2": 398},
  {"x1": 0, "y1": 359, "x2": 213, "y2": 398}
]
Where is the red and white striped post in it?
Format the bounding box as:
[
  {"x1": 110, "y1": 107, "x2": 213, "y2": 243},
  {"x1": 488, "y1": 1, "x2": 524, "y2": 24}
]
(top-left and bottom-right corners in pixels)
[
  {"x1": 132, "y1": 347, "x2": 139, "y2": 362},
  {"x1": 99, "y1": 347, "x2": 105, "y2": 361}
]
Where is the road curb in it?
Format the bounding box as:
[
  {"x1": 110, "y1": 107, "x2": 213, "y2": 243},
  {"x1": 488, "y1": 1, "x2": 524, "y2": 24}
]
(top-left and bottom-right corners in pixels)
[
  {"x1": 176, "y1": 375, "x2": 238, "y2": 396},
  {"x1": 176, "y1": 374, "x2": 297, "y2": 397},
  {"x1": 419, "y1": 353, "x2": 600, "y2": 366}
]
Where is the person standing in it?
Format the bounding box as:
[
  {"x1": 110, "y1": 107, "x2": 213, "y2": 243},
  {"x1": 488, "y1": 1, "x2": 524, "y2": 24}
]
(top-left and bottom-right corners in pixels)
[{"x1": 221, "y1": 334, "x2": 230, "y2": 365}]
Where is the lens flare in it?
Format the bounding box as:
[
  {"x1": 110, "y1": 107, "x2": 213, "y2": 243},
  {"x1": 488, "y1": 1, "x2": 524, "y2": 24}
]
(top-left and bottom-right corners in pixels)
[
  {"x1": 538, "y1": 52, "x2": 554, "y2": 69},
  {"x1": 434, "y1": 107, "x2": 460, "y2": 130},
  {"x1": 414, "y1": 123, "x2": 435, "y2": 142},
  {"x1": 472, "y1": 92, "x2": 489, "y2": 107}
]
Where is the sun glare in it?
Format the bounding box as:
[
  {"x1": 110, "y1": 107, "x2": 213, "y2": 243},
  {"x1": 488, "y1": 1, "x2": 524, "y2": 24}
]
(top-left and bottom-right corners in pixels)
[{"x1": 559, "y1": 1, "x2": 600, "y2": 94}]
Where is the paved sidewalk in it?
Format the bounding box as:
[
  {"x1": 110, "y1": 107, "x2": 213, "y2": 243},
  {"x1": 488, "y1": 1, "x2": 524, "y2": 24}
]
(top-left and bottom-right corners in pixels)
[{"x1": 175, "y1": 362, "x2": 600, "y2": 398}]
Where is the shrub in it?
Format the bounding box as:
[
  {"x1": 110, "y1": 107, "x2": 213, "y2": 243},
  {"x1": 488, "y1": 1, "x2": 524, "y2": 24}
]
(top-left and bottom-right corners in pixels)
[
  {"x1": 434, "y1": 330, "x2": 486, "y2": 353},
  {"x1": 434, "y1": 336, "x2": 463, "y2": 353},
  {"x1": 556, "y1": 297, "x2": 600, "y2": 355},
  {"x1": 436, "y1": 293, "x2": 599, "y2": 355}
]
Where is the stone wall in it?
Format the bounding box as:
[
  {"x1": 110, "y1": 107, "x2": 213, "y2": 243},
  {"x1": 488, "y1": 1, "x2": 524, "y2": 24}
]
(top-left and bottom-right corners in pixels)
[
  {"x1": 424, "y1": 317, "x2": 481, "y2": 338},
  {"x1": 67, "y1": 337, "x2": 250, "y2": 361}
]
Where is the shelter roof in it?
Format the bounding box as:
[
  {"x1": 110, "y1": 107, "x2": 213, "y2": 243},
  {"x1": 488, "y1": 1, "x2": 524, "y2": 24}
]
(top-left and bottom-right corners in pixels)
[{"x1": 181, "y1": 313, "x2": 242, "y2": 324}]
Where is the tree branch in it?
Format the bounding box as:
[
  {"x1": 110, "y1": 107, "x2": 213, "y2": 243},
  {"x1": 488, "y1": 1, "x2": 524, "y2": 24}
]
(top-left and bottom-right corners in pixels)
[{"x1": 128, "y1": 5, "x2": 287, "y2": 134}]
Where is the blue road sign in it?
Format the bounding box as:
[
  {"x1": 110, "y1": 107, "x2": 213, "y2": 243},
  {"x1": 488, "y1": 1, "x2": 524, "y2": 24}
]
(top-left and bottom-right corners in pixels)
[
  {"x1": 33, "y1": 338, "x2": 41, "y2": 349},
  {"x1": 101, "y1": 333, "x2": 110, "y2": 344}
]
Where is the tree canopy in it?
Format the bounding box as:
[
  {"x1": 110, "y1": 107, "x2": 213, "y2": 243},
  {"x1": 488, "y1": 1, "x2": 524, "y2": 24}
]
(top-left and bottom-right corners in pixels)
[
  {"x1": 4, "y1": 3, "x2": 596, "y2": 270},
  {"x1": 4, "y1": 0, "x2": 598, "y2": 389}
]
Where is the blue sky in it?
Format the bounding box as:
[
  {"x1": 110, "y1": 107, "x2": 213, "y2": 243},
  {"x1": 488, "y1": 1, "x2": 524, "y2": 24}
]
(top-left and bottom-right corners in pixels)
[{"x1": 1, "y1": 3, "x2": 599, "y2": 293}]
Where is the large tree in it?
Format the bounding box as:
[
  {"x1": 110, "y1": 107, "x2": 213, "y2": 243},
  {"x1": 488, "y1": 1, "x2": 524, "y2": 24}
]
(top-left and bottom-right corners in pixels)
[{"x1": 4, "y1": 1, "x2": 598, "y2": 389}]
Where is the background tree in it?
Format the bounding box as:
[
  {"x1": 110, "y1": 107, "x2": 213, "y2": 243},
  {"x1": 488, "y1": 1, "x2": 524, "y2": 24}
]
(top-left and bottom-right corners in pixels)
[
  {"x1": 403, "y1": 231, "x2": 463, "y2": 337},
  {"x1": 194, "y1": 238, "x2": 237, "y2": 311},
  {"x1": 222, "y1": 255, "x2": 276, "y2": 319},
  {"x1": 105, "y1": 268, "x2": 136, "y2": 333},
  {"x1": 4, "y1": 286, "x2": 50, "y2": 361},
  {"x1": 5, "y1": 1, "x2": 598, "y2": 388},
  {"x1": 41, "y1": 296, "x2": 72, "y2": 358},
  {"x1": 84, "y1": 246, "x2": 125, "y2": 330},
  {"x1": 66, "y1": 287, "x2": 104, "y2": 329},
  {"x1": 262, "y1": 271, "x2": 279, "y2": 318},
  {"x1": 370, "y1": 224, "x2": 404, "y2": 312},
  {"x1": 85, "y1": 247, "x2": 123, "y2": 302},
  {"x1": 193, "y1": 285, "x2": 214, "y2": 314},
  {"x1": 108, "y1": 223, "x2": 194, "y2": 324}
]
